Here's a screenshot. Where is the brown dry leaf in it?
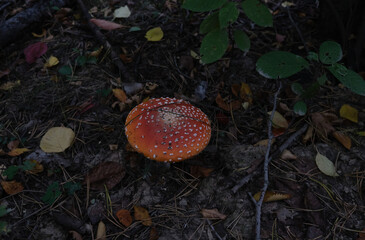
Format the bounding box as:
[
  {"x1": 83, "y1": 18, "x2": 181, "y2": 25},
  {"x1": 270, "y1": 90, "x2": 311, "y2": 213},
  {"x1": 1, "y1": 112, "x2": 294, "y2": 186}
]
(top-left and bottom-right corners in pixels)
[
  {"x1": 216, "y1": 93, "x2": 241, "y2": 112},
  {"x1": 311, "y1": 112, "x2": 336, "y2": 138},
  {"x1": 7, "y1": 140, "x2": 20, "y2": 150},
  {"x1": 8, "y1": 148, "x2": 31, "y2": 156},
  {"x1": 190, "y1": 166, "x2": 214, "y2": 178},
  {"x1": 253, "y1": 191, "x2": 291, "y2": 202},
  {"x1": 272, "y1": 127, "x2": 286, "y2": 137},
  {"x1": 332, "y1": 131, "x2": 351, "y2": 150},
  {"x1": 201, "y1": 208, "x2": 227, "y2": 220},
  {"x1": 280, "y1": 149, "x2": 297, "y2": 160},
  {"x1": 1, "y1": 180, "x2": 24, "y2": 195},
  {"x1": 254, "y1": 138, "x2": 275, "y2": 146},
  {"x1": 0, "y1": 149, "x2": 6, "y2": 156},
  {"x1": 116, "y1": 209, "x2": 133, "y2": 227},
  {"x1": 96, "y1": 221, "x2": 106, "y2": 240},
  {"x1": 268, "y1": 111, "x2": 289, "y2": 129},
  {"x1": 134, "y1": 206, "x2": 152, "y2": 226},
  {"x1": 240, "y1": 83, "x2": 253, "y2": 104},
  {"x1": 150, "y1": 227, "x2": 159, "y2": 240},
  {"x1": 26, "y1": 160, "x2": 44, "y2": 174},
  {"x1": 302, "y1": 125, "x2": 313, "y2": 144},
  {"x1": 120, "y1": 54, "x2": 133, "y2": 63},
  {"x1": 90, "y1": 18, "x2": 125, "y2": 31},
  {"x1": 231, "y1": 84, "x2": 240, "y2": 97},
  {"x1": 113, "y1": 88, "x2": 127, "y2": 102},
  {"x1": 69, "y1": 230, "x2": 83, "y2": 240},
  {"x1": 85, "y1": 161, "x2": 126, "y2": 190}
]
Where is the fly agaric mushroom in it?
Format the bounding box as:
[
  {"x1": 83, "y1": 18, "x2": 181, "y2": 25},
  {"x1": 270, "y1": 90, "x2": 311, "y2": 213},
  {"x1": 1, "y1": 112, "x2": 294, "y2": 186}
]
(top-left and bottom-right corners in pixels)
[{"x1": 125, "y1": 97, "x2": 211, "y2": 162}]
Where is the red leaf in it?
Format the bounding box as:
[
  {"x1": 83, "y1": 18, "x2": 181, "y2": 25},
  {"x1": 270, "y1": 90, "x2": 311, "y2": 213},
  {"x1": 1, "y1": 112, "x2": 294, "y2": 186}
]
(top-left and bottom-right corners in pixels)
[
  {"x1": 90, "y1": 18, "x2": 125, "y2": 31},
  {"x1": 24, "y1": 42, "x2": 48, "y2": 64}
]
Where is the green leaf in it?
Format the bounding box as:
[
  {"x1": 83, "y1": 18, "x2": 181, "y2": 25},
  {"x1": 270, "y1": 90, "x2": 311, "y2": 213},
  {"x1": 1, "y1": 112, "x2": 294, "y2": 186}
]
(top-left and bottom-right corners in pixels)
[
  {"x1": 317, "y1": 74, "x2": 327, "y2": 85},
  {"x1": 242, "y1": 0, "x2": 273, "y2": 27},
  {"x1": 20, "y1": 160, "x2": 36, "y2": 171},
  {"x1": 182, "y1": 0, "x2": 227, "y2": 12},
  {"x1": 291, "y1": 82, "x2": 304, "y2": 95},
  {"x1": 58, "y1": 65, "x2": 72, "y2": 75},
  {"x1": 256, "y1": 51, "x2": 309, "y2": 79},
  {"x1": 0, "y1": 206, "x2": 9, "y2": 217},
  {"x1": 319, "y1": 41, "x2": 342, "y2": 64},
  {"x1": 0, "y1": 221, "x2": 8, "y2": 234},
  {"x1": 200, "y1": 29, "x2": 228, "y2": 64},
  {"x1": 233, "y1": 30, "x2": 250, "y2": 52},
  {"x1": 86, "y1": 56, "x2": 98, "y2": 64},
  {"x1": 327, "y1": 63, "x2": 365, "y2": 96},
  {"x1": 3, "y1": 166, "x2": 19, "y2": 180},
  {"x1": 64, "y1": 182, "x2": 81, "y2": 195},
  {"x1": 129, "y1": 26, "x2": 141, "y2": 32},
  {"x1": 41, "y1": 182, "x2": 61, "y2": 205},
  {"x1": 307, "y1": 51, "x2": 319, "y2": 62},
  {"x1": 293, "y1": 101, "x2": 307, "y2": 116},
  {"x1": 200, "y1": 12, "x2": 220, "y2": 34},
  {"x1": 219, "y1": 2, "x2": 239, "y2": 28},
  {"x1": 76, "y1": 55, "x2": 87, "y2": 66}
]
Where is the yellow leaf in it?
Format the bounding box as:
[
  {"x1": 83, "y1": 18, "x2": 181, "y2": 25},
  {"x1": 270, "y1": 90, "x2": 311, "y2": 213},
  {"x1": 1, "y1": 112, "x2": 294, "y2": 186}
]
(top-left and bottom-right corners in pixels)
[
  {"x1": 89, "y1": 46, "x2": 103, "y2": 57},
  {"x1": 134, "y1": 206, "x2": 152, "y2": 226},
  {"x1": 113, "y1": 88, "x2": 127, "y2": 102},
  {"x1": 253, "y1": 191, "x2": 291, "y2": 202},
  {"x1": 240, "y1": 83, "x2": 253, "y2": 104},
  {"x1": 339, "y1": 104, "x2": 358, "y2": 123},
  {"x1": 332, "y1": 131, "x2": 351, "y2": 150},
  {"x1": 145, "y1": 27, "x2": 163, "y2": 42},
  {"x1": 0, "y1": 80, "x2": 20, "y2": 90},
  {"x1": 32, "y1": 29, "x2": 46, "y2": 38},
  {"x1": 358, "y1": 131, "x2": 365, "y2": 136},
  {"x1": 40, "y1": 127, "x2": 75, "y2": 153},
  {"x1": 1, "y1": 180, "x2": 24, "y2": 195},
  {"x1": 44, "y1": 56, "x2": 59, "y2": 68},
  {"x1": 96, "y1": 221, "x2": 106, "y2": 240},
  {"x1": 268, "y1": 111, "x2": 288, "y2": 129},
  {"x1": 8, "y1": 148, "x2": 31, "y2": 157}
]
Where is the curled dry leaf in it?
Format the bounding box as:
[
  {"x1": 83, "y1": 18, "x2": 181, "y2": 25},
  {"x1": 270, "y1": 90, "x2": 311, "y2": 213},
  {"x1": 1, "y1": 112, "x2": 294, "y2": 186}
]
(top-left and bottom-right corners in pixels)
[
  {"x1": 332, "y1": 131, "x2": 351, "y2": 150},
  {"x1": 268, "y1": 111, "x2": 288, "y2": 129},
  {"x1": 90, "y1": 18, "x2": 125, "y2": 31},
  {"x1": 134, "y1": 206, "x2": 152, "y2": 226},
  {"x1": 216, "y1": 93, "x2": 241, "y2": 112},
  {"x1": 8, "y1": 148, "x2": 31, "y2": 156},
  {"x1": 311, "y1": 112, "x2": 336, "y2": 139},
  {"x1": 113, "y1": 88, "x2": 127, "y2": 102},
  {"x1": 96, "y1": 221, "x2": 106, "y2": 240},
  {"x1": 253, "y1": 191, "x2": 291, "y2": 202},
  {"x1": 85, "y1": 161, "x2": 126, "y2": 190},
  {"x1": 280, "y1": 149, "x2": 297, "y2": 160},
  {"x1": 315, "y1": 152, "x2": 339, "y2": 177},
  {"x1": 25, "y1": 160, "x2": 44, "y2": 174},
  {"x1": 339, "y1": 104, "x2": 358, "y2": 123},
  {"x1": 69, "y1": 230, "x2": 83, "y2": 240},
  {"x1": 302, "y1": 125, "x2": 313, "y2": 144},
  {"x1": 116, "y1": 209, "x2": 133, "y2": 227},
  {"x1": 201, "y1": 208, "x2": 227, "y2": 220},
  {"x1": 44, "y1": 56, "x2": 59, "y2": 68},
  {"x1": 1, "y1": 180, "x2": 24, "y2": 195},
  {"x1": 190, "y1": 165, "x2": 214, "y2": 178}
]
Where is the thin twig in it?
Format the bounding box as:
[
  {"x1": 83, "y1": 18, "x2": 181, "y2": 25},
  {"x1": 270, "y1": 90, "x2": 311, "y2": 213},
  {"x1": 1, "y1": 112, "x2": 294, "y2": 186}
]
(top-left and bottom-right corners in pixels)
[{"x1": 254, "y1": 81, "x2": 281, "y2": 240}]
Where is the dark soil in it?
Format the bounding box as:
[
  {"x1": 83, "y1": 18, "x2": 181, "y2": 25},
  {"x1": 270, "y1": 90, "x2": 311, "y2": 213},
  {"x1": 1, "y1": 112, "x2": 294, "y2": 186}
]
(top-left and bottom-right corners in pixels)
[{"x1": 1, "y1": 0, "x2": 365, "y2": 239}]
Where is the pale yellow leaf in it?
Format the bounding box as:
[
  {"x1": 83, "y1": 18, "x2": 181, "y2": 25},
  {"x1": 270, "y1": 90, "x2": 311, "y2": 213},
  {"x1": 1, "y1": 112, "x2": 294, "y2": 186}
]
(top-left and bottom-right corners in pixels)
[
  {"x1": 145, "y1": 27, "x2": 163, "y2": 41},
  {"x1": 113, "y1": 6, "x2": 131, "y2": 18},
  {"x1": 268, "y1": 111, "x2": 288, "y2": 129},
  {"x1": 339, "y1": 104, "x2": 358, "y2": 123},
  {"x1": 44, "y1": 56, "x2": 59, "y2": 68},
  {"x1": 96, "y1": 221, "x2": 106, "y2": 240},
  {"x1": 40, "y1": 127, "x2": 75, "y2": 153},
  {"x1": 315, "y1": 152, "x2": 339, "y2": 177}
]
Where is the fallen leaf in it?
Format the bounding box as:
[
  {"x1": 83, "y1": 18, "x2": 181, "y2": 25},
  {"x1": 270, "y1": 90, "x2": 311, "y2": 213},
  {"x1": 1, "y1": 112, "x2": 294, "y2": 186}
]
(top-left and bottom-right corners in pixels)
[
  {"x1": 40, "y1": 127, "x2": 75, "y2": 153},
  {"x1": 315, "y1": 152, "x2": 339, "y2": 177},
  {"x1": 332, "y1": 131, "x2": 351, "y2": 150},
  {"x1": 69, "y1": 230, "x2": 83, "y2": 240},
  {"x1": 96, "y1": 221, "x2": 106, "y2": 240},
  {"x1": 0, "y1": 69, "x2": 10, "y2": 79},
  {"x1": 190, "y1": 165, "x2": 214, "y2": 178},
  {"x1": 120, "y1": 54, "x2": 133, "y2": 63},
  {"x1": 113, "y1": 6, "x2": 131, "y2": 18},
  {"x1": 44, "y1": 56, "x2": 59, "y2": 68},
  {"x1": 268, "y1": 111, "x2": 289, "y2": 129},
  {"x1": 89, "y1": 46, "x2": 103, "y2": 57},
  {"x1": 272, "y1": 127, "x2": 286, "y2": 137},
  {"x1": 32, "y1": 29, "x2": 47, "y2": 38},
  {"x1": 280, "y1": 149, "x2": 297, "y2": 160},
  {"x1": 358, "y1": 131, "x2": 365, "y2": 136},
  {"x1": 85, "y1": 161, "x2": 126, "y2": 190},
  {"x1": 90, "y1": 18, "x2": 125, "y2": 30},
  {"x1": 134, "y1": 206, "x2": 152, "y2": 226},
  {"x1": 1, "y1": 180, "x2": 24, "y2": 195},
  {"x1": 25, "y1": 160, "x2": 44, "y2": 174},
  {"x1": 7, "y1": 140, "x2": 19, "y2": 150},
  {"x1": 116, "y1": 209, "x2": 132, "y2": 227},
  {"x1": 8, "y1": 148, "x2": 31, "y2": 157},
  {"x1": 24, "y1": 42, "x2": 48, "y2": 64},
  {"x1": 145, "y1": 27, "x2": 163, "y2": 41},
  {"x1": 216, "y1": 93, "x2": 241, "y2": 111},
  {"x1": 253, "y1": 191, "x2": 291, "y2": 202},
  {"x1": 302, "y1": 125, "x2": 313, "y2": 144},
  {"x1": 311, "y1": 112, "x2": 336, "y2": 138},
  {"x1": 150, "y1": 227, "x2": 159, "y2": 240},
  {"x1": 240, "y1": 83, "x2": 253, "y2": 104},
  {"x1": 201, "y1": 208, "x2": 227, "y2": 220},
  {"x1": 254, "y1": 138, "x2": 275, "y2": 146},
  {"x1": 113, "y1": 88, "x2": 127, "y2": 102},
  {"x1": 339, "y1": 104, "x2": 358, "y2": 123},
  {"x1": 0, "y1": 80, "x2": 21, "y2": 90}
]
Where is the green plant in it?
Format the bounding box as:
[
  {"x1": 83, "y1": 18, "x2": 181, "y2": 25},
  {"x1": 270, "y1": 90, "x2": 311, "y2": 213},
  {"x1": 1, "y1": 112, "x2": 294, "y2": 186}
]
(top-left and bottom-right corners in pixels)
[
  {"x1": 0, "y1": 205, "x2": 11, "y2": 234},
  {"x1": 182, "y1": 0, "x2": 272, "y2": 63},
  {"x1": 3, "y1": 160, "x2": 36, "y2": 180},
  {"x1": 256, "y1": 41, "x2": 365, "y2": 115}
]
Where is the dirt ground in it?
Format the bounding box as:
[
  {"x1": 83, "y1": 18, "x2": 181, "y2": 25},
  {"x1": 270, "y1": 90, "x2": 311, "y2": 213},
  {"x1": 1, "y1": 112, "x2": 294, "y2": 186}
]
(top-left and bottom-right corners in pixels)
[{"x1": 1, "y1": 0, "x2": 365, "y2": 239}]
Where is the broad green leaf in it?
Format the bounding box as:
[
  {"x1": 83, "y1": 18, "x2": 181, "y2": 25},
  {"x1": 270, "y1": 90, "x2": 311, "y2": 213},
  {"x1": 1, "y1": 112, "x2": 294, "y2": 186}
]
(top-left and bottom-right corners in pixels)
[
  {"x1": 293, "y1": 101, "x2": 307, "y2": 116},
  {"x1": 317, "y1": 74, "x2": 327, "y2": 85},
  {"x1": 200, "y1": 29, "x2": 228, "y2": 64},
  {"x1": 315, "y1": 152, "x2": 339, "y2": 177},
  {"x1": 58, "y1": 65, "x2": 72, "y2": 75},
  {"x1": 327, "y1": 63, "x2": 365, "y2": 96},
  {"x1": 0, "y1": 221, "x2": 8, "y2": 234},
  {"x1": 3, "y1": 166, "x2": 19, "y2": 180},
  {"x1": 233, "y1": 30, "x2": 250, "y2": 52},
  {"x1": 200, "y1": 12, "x2": 220, "y2": 34},
  {"x1": 86, "y1": 56, "x2": 98, "y2": 64},
  {"x1": 256, "y1": 51, "x2": 309, "y2": 79},
  {"x1": 319, "y1": 41, "x2": 342, "y2": 64},
  {"x1": 76, "y1": 55, "x2": 87, "y2": 66},
  {"x1": 242, "y1": 0, "x2": 273, "y2": 27},
  {"x1": 291, "y1": 82, "x2": 304, "y2": 95},
  {"x1": 41, "y1": 182, "x2": 61, "y2": 205},
  {"x1": 307, "y1": 51, "x2": 319, "y2": 62},
  {"x1": 40, "y1": 127, "x2": 75, "y2": 153},
  {"x1": 219, "y1": 2, "x2": 239, "y2": 28},
  {"x1": 64, "y1": 182, "x2": 81, "y2": 195},
  {"x1": 182, "y1": 0, "x2": 227, "y2": 12}
]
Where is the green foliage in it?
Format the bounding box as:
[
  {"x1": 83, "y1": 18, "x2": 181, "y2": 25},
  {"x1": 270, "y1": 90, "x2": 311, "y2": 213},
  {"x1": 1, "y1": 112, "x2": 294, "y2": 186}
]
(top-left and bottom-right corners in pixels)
[
  {"x1": 182, "y1": 0, "x2": 272, "y2": 64},
  {"x1": 0, "y1": 206, "x2": 9, "y2": 218},
  {"x1": 3, "y1": 160, "x2": 36, "y2": 180},
  {"x1": 291, "y1": 82, "x2": 304, "y2": 95},
  {"x1": 41, "y1": 182, "x2": 61, "y2": 205},
  {"x1": 64, "y1": 182, "x2": 81, "y2": 196},
  {"x1": 58, "y1": 65, "x2": 72, "y2": 75},
  {"x1": 328, "y1": 63, "x2": 365, "y2": 96},
  {"x1": 319, "y1": 41, "x2": 342, "y2": 64},
  {"x1": 256, "y1": 51, "x2": 309, "y2": 79},
  {"x1": 293, "y1": 101, "x2": 307, "y2": 116},
  {"x1": 0, "y1": 221, "x2": 8, "y2": 234}
]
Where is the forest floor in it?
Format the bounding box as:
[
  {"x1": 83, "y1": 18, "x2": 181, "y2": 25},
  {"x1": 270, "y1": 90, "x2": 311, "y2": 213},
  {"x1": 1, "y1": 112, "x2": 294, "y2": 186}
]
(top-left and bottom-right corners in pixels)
[{"x1": 0, "y1": 0, "x2": 365, "y2": 239}]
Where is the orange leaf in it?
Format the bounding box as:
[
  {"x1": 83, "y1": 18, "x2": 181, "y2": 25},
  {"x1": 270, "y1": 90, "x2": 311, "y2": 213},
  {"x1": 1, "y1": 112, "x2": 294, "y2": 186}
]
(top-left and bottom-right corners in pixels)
[
  {"x1": 201, "y1": 208, "x2": 227, "y2": 220},
  {"x1": 134, "y1": 206, "x2": 152, "y2": 226},
  {"x1": 8, "y1": 148, "x2": 31, "y2": 156},
  {"x1": 240, "y1": 83, "x2": 253, "y2": 104},
  {"x1": 1, "y1": 180, "x2": 24, "y2": 195},
  {"x1": 253, "y1": 191, "x2": 291, "y2": 202},
  {"x1": 90, "y1": 18, "x2": 125, "y2": 31},
  {"x1": 332, "y1": 131, "x2": 351, "y2": 150},
  {"x1": 190, "y1": 166, "x2": 214, "y2": 178},
  {"x1": 116, "y1": 209, "x2": 133, "y2": 227},
  {"x1": 216, "y1": 93, "x2": 241, "y2": 112},
  {"x1": 26, "y1": 160, "x2": 44, "y2": 174},
  {"x1": 150, "y1": 227, "x2": 159, "y2": 240},
  {"x1": 113, "y1": 88, "x2": 127, "y2": 102},
  {"x1": 120, "y1": 54, "x2": 133, "y2": 63}
]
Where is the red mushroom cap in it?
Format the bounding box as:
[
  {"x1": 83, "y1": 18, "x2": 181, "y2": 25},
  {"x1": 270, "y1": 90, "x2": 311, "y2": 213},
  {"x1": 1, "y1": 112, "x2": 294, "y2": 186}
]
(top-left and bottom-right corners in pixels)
[{"x1": 125, "y1": 97, "x2": 211, "y2": 162}]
